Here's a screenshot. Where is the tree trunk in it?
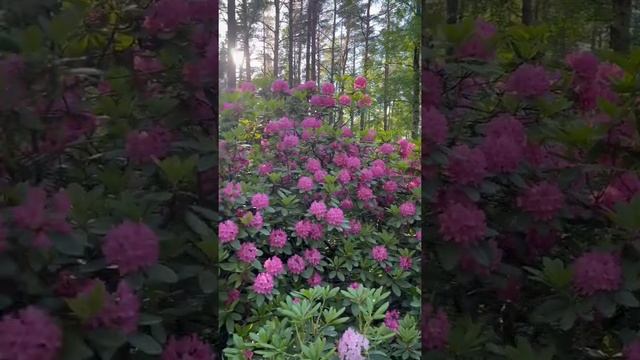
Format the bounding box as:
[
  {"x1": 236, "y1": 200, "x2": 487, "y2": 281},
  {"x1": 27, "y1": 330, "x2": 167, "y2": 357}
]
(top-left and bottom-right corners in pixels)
[
  {"x1": 522, "y1": 0, "x2": 533, "y2": 25},
  {"x1": 383, "y1": 0, "x2": 390, "y2": 131},
  {"x1": 310, "y1": 1, "x2": 317, "y2": 81},
  {"x1": 330, "y1": 0, "x2": 337, "y2": 83},
  {"x1": 446, "y1": 0, "x2": 459, "y2": 24},
  {"x1": 412, "y1": 1, "x2": 421, "y2": 139},
  {"x1": 305, "y1": 0, "x2": 312, "y2": 80},
  {"x1": 611, "y1": 0, "x2": 631, "y2": 53},
  {"x1": 227, "y1": 0, "x2": 237, "y2": 89},
  {"x1": 242, "y1": 0, "x2": 251, "y2": 80},
  {"x1": 360, "y1": 0, "x2": 372, "y2": 131},
  {"x1": 275, "y1": 0, "x2": 280, "y2": 78}
]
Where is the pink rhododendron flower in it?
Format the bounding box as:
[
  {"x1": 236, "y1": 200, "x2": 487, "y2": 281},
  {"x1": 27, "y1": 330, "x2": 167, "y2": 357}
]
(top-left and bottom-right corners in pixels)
[
  {"x1": 309, "y1": 95, "x2": 324, "y2": 107},
  {"x1": 237, "y1": 242, "x2": 258, "y2": 263},
  {"x1": 347, "y1": 220, "x2": 362, "y2": 236},
  {"x1": 357, "y1": 186, "x2": 374, "y2": 201},
  {"x1": 226, "y1": 289, "x2": 240, "y2": 305},
  {"x1": 398, "y1": 139, "x2": 416, "y2": 159},
  {"x1": 304, "y1": 248, "x2": 323, "y2": 266},
  {"x1": 239, "y1": 81, "x2": 256, "y2": 93},
  {"x1": 287, "y1": 255, "x2": 306, "y2": 274},
  {"x1": 161, "y1": 335, "x2": 212, "y2": 360},
  {"x1": 251, "y1": 193, "x2": 269, "y2": 209},
  {"x1": 517, "y1": 181, "x2": 565, "y2": 221},
  {"x1": 341, "y1": 199, "x2": 354, "y2": 211},
  {"x1": 416, "y1": 230, "x2": 422, "y2": 240},
  {"x1": 572, "y1": 251, "x2": 622, "y2": 296},
  {"x1": 0, "y1": 306, "x2": 62, "y2": 360},
  {"x1": 314, "y1": 169, "x2": 328, "y2": 182},
  {"x1": 249, "y1": 211, "x2": 264, "y2": 229},
  {"x1": 353, "y1": 76, "x2": 367, "y2": 90},
  {"x1": 372, "y1": 245, "x2": 388, "y2": 262},
  {"x1": 306, "y1": 158, "x2": 322, "y2": 173},
  {"x1": 383, "y1": 181, "x2": 398, "y2": 193},
  {"x1": 219, "y1": 220, "x2": 239, "y2": 244},
  {"x1": 126, "y1": 127, "x2": 172, "y2": 164},
  {"x1": 338, "y1": 169, "x2": 352, "y2": 184},
  {"x1": 133, "y1": 55, "x2": 164, "y2": 74},
  {"x1": 384, "y1": 310, "x2": 400, "y2": 331},
  {"x1": 337, "y1": 328, "x2": 369, "y2": 360},
  {"x1": 422, "y1": 304, "x2": 450, "y2": 350},
  {"x1": 295, "y1": 220, "x2": 313, "y2": 239},
  {"x1": 301, "y1": 117, "x2": 322, "y2": 129},
  {"x1": 143, "y1": 0, "x2": 190, "y2": 34},
  {"x1": 298, "y1": 176, "x2": 314, "y2": 191},
  {"x1": 222, "y1": 182, "x2": 242, "y2": 202},
  {"x1": 339, "y1": 95, "x2": 352, "y2": 106},
  {"x1": 357, "y1": 95, "x2": 373, "y2": 108},
  {"x1": 447, "y1": 144, "x2": 488, "y2": 185},
  {"x1": 280, "y1": 134, "x2": 299, "y2": 150},
  {"x1": 399, "y1": 202, "x2": 417, "y2": 217},
  {"x1": 269, "y1": 229, "x2": 288, "y2": 249},
  {"x1": 103, "y1": 221, "x2": 159, "y2": 275},
  {"x1": 321, "y1": 82, "x2": 335, "y2": 95},
  {"x1": 379, "y1": 143, "x2": 394, "y2": 155},
  {"x1": 326, "y1": 208, "x2": 345, "y2": 226},
  {"x1": 399, "y1": 256, "x2": 412, "y2": 270},
  {"x1": 566, "y1": 51, "x2": 599, "y2": 80},
  {"x1": 264, "y1": 256, "x2": 285, "y2": 276},
  {"x1": 87, "y1": 280, "x2": 140, "y2": 334},
  {"x1": 253, "y1": 272, "x2": 274, "y2": 295},
  {"x1": 423, "y1": 107, "x2": 448, "y2": 146},
  {"x1": 438, "y1": 202, "x2": 486, "y2": 245},
  {"x1": 309, "y1": 223, "x2": 324, "y2": 241},
  {"x1": 310, "y1": 201, "x2": 327, "y2": 219},
  {"x1": 342, "y1": 127, "x2": 354, "y2": 137},
  {"x1": 307, "y1": 272, "x2": 322, "y2": 287},
  {"x1": 271, "y1": 79, "x2": 289, "y2": 93},
  {"x1": 455, "y1": 18, "x2": 497, "y2": 60},
  {"x1": 258, "y1": 163, "x2": 273, "y2": 175},
  {"x1": 350, "y1": 282, "x2": 361, "y2": 289},
  {"x1": 504, "y1": 64, "x2": 552, "y2": 98}
]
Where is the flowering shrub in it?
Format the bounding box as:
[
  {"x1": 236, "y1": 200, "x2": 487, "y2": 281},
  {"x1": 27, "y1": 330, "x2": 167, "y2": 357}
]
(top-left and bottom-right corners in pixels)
[
  {"x1": 424, "y1": 17, "x2": 640, "y2": 358},
  {"x1": 222, "y1": 286, "x2": 421, "y2": 360},
  {"x1": 218, "y1": 77, "x2": 421, "y2": 357},
  {"x1": 0, "y1": 0, "x2": 216, "y2": 358}
]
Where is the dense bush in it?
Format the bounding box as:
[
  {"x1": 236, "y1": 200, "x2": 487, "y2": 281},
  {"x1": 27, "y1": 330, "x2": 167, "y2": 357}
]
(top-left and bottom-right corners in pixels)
[
  {"x1": 218, "y1": 77, "x2": 421, "y2": 359},
  {"x1": 424, "y1": 17, "x2": 640, "y2": 359},
  {"x1": 0, "y1": 0, "x2": 217, "y2": 359}
]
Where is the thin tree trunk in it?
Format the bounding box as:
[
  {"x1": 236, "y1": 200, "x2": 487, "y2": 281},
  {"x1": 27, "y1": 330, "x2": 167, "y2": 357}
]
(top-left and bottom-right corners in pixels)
[
  {"x1": 306, "y1": 0, "x2": 312, "y2": 80},
  {"x1": 330, "y1": 0, "x2": 337, "y2": 83},
  {"x1": 412, "y1": 0, "x2": 421, "y2": 139},
  {"x1": 227, "y1": 0, "x2": 237, "y2": 89},
  {"x1": 446, "y1": 0, "x2": 459, "y2": 24},
  {"x1": 383, "y1": 0, "x2": 390, "y2": 131},
  {"x1": 522, "y1": 0, "x2": 533, "y2": 25},
  {"x1": 360, "y1": 0, "x2": 371, "y2": 131},
  {"x1": 611, "y1": 0, "x2": 631, "y2": 53},
  {"x1": 275, "y1": 0, "x2": 281, "y2": 78},
  {"x1": 310, "y1": 1, "x2": 317, "y2": 81},
  {"x1": 242, "y1": 0, "x2": 251, "y2": 80}
]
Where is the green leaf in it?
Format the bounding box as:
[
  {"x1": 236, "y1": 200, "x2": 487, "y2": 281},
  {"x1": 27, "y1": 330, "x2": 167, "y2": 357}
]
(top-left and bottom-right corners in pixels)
[
  {"x1": 437, "y1": 243, "x2": 460, "y2": 271},
  {"x1": 146, "y1": 264, "x2": 179, "y2": 283},
  {"x1": 614, "y1": 290, "x2": 639, "y2": 307},
  {"x1": 185, "y1": 212, "x2": 213, "y2": 240},
  {"x1": 128, "y1": 333, "x2": 162, "y2": 355},
  {"x1": 52, "y1": 233, "x2": 87, "y2": 256},
  {"x1": 60, "y1": 331, "x2": 93, "y2": 360},
  {"x1": 65, "y1": 281, "x2": 107, "y2": 320},
  {"x1": 19, "y1": 26, "x2": 44, "y2": 53},
  {"x1": 139, "y1": 313, "x2": 163, "y2": 325}
]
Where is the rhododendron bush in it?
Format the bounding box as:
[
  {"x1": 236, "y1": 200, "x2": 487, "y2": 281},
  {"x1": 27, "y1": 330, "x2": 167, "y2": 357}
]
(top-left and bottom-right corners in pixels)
[
  {"x1": 0, "y1": 0, "x2": 217, "y2": 359},
  {"x1": 424, "y1": 18, "x2": 640, "y2": 359},
  {"x1": 218, "y1": 77, "x2": 421, "y2": 358}
]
